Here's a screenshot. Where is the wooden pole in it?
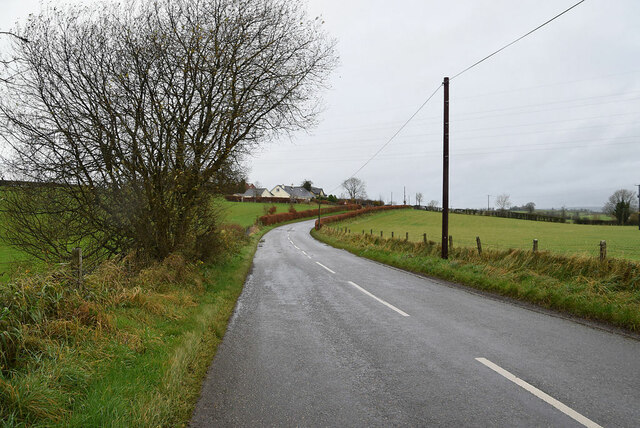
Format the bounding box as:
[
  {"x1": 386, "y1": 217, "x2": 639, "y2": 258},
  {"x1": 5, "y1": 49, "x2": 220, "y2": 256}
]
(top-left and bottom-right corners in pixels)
[
  {"x1": 533, "y1": 239, "x2": 538, "y2": 252},
  {"x1": 448, "y1": 235, "x2": 453, "y2": 252},
  {"x1": 423, "y1": 233, "x2": 427, "y2": 244},
  {"x1": 71, "y1": 247, "x2": 83, "y2": 286},
  {"x1": 600, "y1": 240, "x2": 606, "y2": 261},
  {"x1": 476, "y1": 236, "x2": 482, "y2": 254},
  {"x1": 405, "y1": 232, "x2": 409, "y2": 241},
  {"x1": 441, "y1": 77, "x2": 450, "y2": 259}
]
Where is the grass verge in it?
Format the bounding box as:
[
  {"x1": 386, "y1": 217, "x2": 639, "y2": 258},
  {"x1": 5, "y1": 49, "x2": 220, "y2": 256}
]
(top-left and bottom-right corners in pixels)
[
  {"x1": 312, "y1": 227, "x2": 640, "y2": 332},
  {"x1": 1, "y1": 227, "x2": 269, "y2": 427}
]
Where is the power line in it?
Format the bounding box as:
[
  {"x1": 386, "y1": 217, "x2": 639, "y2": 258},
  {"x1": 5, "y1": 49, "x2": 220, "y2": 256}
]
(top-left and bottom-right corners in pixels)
[
  {"x1": 451, "y1": 0, "x2": 588, "y2": 80},
  {"x1": 328, "y1": 82, "x2": 442, "y2": 193}
]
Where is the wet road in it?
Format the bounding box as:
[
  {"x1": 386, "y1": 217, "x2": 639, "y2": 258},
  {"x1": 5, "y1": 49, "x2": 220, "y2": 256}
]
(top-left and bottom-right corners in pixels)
[{"x1": 191, "y1": 220, "x2": 640, "y2": 427}]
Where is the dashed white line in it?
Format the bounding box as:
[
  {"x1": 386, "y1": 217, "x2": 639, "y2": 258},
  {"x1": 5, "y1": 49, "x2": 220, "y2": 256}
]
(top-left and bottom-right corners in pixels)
[
  {"x1": 475, "y1": 358, "x2": 602, "y2": 428},
  {"x1": 316, "y1": 262, "x2": 336, "y2": 274},
  {"x1": 301, "y1": 250, "x2": 311, "y2": 259},
  {"x1": 347, "y1": 281, "x2": 409, "y2": 317}
]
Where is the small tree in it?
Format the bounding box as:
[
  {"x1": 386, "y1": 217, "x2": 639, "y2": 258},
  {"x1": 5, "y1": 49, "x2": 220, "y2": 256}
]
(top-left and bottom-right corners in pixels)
[
  {"x1": 427, "y1": 200, "x2": 439, "y2": 210},
  {"x1": 495, "y1": 194, "x2": 511, "y2": 211},
  {"x1": 341, "y1": 177, "x2": 367, "y2": 201},
  {"x1": 604, "y1": 189, "x2": 637, "y2": 225},
  {"x1": 415, "y1": 192, "x2": 423, "y2": 206},
  {"x1": 524, "y1": 202, "x2": 536, "y2": 214},
  {"x1": 301, "y1": 180, "x2": 313, "y2": 192}
]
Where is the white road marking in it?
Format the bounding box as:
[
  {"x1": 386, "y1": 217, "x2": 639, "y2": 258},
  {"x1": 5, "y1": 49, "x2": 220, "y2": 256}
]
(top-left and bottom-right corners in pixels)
[
  {"x1": 475, "y1": 358, "x2": 602, "y2": 428},
  {"x1": 316, "y1": 262, "x2": 336, "y2": 274},
  {"x1": 347, "y1": 281, "x2": 409, "y2": 317}
]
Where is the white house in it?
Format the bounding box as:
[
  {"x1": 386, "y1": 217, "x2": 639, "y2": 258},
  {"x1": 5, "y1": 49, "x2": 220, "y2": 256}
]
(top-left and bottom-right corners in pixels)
[{"x1": 270, "y1": 185, "x2": 315, "y2": 202}]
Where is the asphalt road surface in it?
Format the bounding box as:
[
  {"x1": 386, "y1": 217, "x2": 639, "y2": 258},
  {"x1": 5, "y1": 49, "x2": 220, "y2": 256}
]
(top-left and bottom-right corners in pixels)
[{"x1": 191, "y1": 220, "x2": 640, "y2": 427}]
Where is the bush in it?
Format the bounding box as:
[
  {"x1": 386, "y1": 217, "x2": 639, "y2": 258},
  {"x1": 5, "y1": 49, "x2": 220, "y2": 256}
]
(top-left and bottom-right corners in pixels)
[
  {"x1": 315, "y1": 205, "x2": 409, "y2": 229},
  {"x1": 268, "y1": 206, "x2": 277, "y2": 215},
  {"x1": 258, "y1": 204, "x2": 361, "y2": 226}
]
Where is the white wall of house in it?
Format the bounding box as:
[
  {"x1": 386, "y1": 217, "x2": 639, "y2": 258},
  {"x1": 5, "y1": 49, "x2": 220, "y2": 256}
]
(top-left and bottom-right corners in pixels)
[{"x1": 270, "y1": 185, "x2": 290, "y2": 199}]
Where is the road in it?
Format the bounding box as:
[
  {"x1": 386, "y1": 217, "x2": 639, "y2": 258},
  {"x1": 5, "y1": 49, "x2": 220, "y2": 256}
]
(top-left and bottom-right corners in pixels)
[{"x1": 191, "y1": 220, "x2": 640, "y2": 427}]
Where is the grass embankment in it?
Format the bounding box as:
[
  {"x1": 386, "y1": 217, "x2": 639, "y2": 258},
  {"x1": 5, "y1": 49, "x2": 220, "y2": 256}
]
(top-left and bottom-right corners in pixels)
[
  {"x1": 0, "y1": 201, "x2": 294, "y2": 426},
  {"x1": 312, "y1": 226, "x2": 640, "y2": 331},
  {"x1": 333, "y1": 209, "x2": 640, "y2": 261}
]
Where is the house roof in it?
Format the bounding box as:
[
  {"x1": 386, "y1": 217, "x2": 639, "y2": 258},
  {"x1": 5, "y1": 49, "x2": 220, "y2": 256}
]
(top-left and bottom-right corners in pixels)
[
  {"x1": 310, "y1": 186, "x2": 324, "y2": 195},
  {"x1": 283, "y1": 185, "x2": 314, "y2": 199},
  {"x1": 241, "y1": 187, "x2": 270, "y2": 197}
]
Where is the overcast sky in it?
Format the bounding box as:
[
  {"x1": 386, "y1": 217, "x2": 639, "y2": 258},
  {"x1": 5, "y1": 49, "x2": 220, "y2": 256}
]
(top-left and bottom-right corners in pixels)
[{"x1": 2, "y1": 0, "x2": 639, "y2": 209}]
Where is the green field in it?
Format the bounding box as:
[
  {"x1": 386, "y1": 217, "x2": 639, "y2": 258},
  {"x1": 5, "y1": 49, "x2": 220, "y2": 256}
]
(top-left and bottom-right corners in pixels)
[
  {"x1": 0, "y1": 200, "x2": 315, "y2": 273},
  {"x1": 331, "y1": 209, "x2": 640, "y2": 261},
  {"x1": 219, "y1": 200, "x2": 317, "y2": 228}
]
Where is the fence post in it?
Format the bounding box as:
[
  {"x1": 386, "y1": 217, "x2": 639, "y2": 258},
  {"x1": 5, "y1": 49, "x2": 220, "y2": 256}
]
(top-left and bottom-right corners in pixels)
[
  {"x1": 448, "y1": 235, "x2": 453, "y2": 251},
  {"x1": 362, "y1": 230, "x2": 364, "y2": 235},
  {"x1": 391, "y1": 231, "x2": 394, "y2": 238},
  {"x1": 405, "y1": 232, "x2": 409, "y2": 241},
  {"x1": 348, "y1": 228, "x2": 350, "y2": 234},
  {"x1": 476, "y1": 236, "x2": 482, "y2": 255},
  {"x1": 423, "y1": 233, "x2": 427, "y2": 244},
  {"x1": 600, "y1": 240, "x2": 606, "y2": 261},
  {"x1": 533, "y1": 239, "x2": 538, "y2": 252},
  {"x1": 380, "y1": 231, "x2": 383, "y2": 238},
  {"x1": 71, "y1": 247, "x2": 83, "y2": 286}
]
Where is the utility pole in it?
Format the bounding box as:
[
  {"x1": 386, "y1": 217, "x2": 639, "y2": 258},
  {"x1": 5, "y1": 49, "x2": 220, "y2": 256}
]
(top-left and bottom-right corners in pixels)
[
  {"x1": 403, "y1": 186, "x2": 406, "y2": 205},
  {"x1": 487, "y1": 194, "x2": 491, "y2": 211},
  {"x1": 637, "y1": 185, "x2": 640, "y2": 231},
  {"x1": 391, "y1": 191, "x2": 393, "y2": 206},
  {"x1": 441, "y1": 77, "x2": 449, "y2": 259}
]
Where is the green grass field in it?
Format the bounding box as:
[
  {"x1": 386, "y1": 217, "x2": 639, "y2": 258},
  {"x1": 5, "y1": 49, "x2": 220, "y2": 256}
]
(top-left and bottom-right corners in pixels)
[
  {"x1": 0, "y1": 200, "x2": 314, "y2": 273},
  {"x1": 331, "y1": 209, "x2": 640, "y2": 261},
  {"x1": 218, "y1": 200, "x2": 317, "y2": 228}
]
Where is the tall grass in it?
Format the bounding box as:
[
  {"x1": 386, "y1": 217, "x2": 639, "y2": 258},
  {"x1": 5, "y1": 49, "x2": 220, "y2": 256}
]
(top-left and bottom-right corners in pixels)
[
  {"x1": 0, "y1": 221, "x2": 256, "y2": 426},
  {"x1": 313, "y1": 227, "x2": 640, "y2": 331}
]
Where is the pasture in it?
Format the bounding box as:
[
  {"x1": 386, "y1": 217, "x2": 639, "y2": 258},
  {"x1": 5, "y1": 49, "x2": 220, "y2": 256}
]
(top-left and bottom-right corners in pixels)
[
  {"x1": 219, "y1": 200, "x2": 317, "y2": 228},
  {"x1": 330, "y1": 209, "x2": 640, "y2": 261}
]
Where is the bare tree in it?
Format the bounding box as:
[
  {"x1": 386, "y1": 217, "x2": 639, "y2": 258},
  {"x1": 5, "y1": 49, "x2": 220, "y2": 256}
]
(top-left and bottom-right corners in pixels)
[
  {"x1": 427, "y1": 200, "x2": 439, "y2": 210},
  {"x1": 341, "y1": 177, "x2": 367, "y2": 201},
  {"x1": 0, "y1": 0, "x2": 337, "y2": 262},
  {"x1": 415, "y1": 192, "x2": 423, "y2": 206},
  {"x1": 604, "y1": 189, "x2": 637, "y2": 225},
  {"x1": 495, "y1": 194, "x2": 511, "y2": 211}
]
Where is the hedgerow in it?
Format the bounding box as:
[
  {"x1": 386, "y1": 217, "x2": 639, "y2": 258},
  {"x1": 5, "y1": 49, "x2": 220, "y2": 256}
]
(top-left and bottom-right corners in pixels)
[
  {"x1": 258, "y1": 204, "x2": 361, "y2": 226},
  {"x1": 315, "y1": 205, "x2": 409, "y2": 229}
]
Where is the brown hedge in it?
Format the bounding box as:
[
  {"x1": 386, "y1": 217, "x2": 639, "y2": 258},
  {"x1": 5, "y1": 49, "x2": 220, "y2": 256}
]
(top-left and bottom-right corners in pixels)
[
  {"x1": 258, "y1": 204, "x2": 361, "y2": 226},
  {"x1": 315, "y1": 205, "x2": 410, "y2": 229}
]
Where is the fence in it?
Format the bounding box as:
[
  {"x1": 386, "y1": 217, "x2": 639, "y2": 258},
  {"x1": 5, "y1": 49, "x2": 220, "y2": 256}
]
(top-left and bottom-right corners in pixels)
[{"x1": 327, "y1": 226, "x2": 617, "y2": 261}]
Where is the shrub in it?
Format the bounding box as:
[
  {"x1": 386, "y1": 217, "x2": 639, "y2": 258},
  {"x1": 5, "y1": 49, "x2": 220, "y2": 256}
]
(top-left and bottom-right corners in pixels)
[
  {"x1": 288, "y1": 204, "x2": 297, "y2": 214},
  {"x1": 268, "y1": 206, "x2": 277, "y2": 215},
  {"x1": 258, "y1": 204, "x2": 361, "y2": 226},
  {"x1": 315, "y1": 205, "x2": 409, "y2": 229}
]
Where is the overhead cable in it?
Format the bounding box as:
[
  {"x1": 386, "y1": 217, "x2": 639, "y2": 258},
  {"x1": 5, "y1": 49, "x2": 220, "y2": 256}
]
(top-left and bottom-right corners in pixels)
[{"x1": 451, "y1": 0, "x2": 587, "y2": 80}]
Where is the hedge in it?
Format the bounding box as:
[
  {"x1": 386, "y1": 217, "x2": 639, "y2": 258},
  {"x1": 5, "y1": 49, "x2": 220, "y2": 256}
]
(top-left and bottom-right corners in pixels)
[
  {"x1": 315, "y1": 205, "x2": 409, "y2": 229},
  {"x1": 258, "y1": 204, "x2": 361, "y2": 226}
]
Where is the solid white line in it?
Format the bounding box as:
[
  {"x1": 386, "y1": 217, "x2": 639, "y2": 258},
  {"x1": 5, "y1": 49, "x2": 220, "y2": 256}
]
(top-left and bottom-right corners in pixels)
[
  {"x1": 347, "y1": 281, "x2": 409, "y2": 317},
  {"x1": 475, "y1": 358, "x2": 602, "y2": 428},
  {"x1": 316, "y1": 262, "x2": 336, "y2": 274}
]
